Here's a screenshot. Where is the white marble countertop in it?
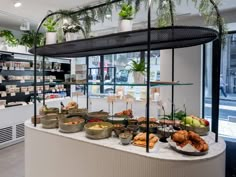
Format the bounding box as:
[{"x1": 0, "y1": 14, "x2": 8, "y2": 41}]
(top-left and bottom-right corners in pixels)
[{"x1": 25, "y1": 120, "x2": 226, "y2": 161}]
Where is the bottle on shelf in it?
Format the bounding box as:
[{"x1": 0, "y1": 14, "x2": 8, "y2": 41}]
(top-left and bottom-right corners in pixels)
[
  {"x1": 96, "y1": 69, "x2": 101, "y2": 80},
  {"x1": 105, "y1": 68, "x2": 110, "y2": 80}
]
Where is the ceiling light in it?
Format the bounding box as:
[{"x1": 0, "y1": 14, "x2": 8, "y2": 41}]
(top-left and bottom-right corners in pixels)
[
  {"x1": 105, "y1": 14, "x2": 112, "y2": 19},
  {"x1": 14, "y1": 1, "x2": 22, "y2": 8}
]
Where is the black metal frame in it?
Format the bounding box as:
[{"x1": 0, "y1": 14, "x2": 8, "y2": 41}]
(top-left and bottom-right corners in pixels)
[{"x1": 32, "y1": 0, "x2": 223, "y2": 151}]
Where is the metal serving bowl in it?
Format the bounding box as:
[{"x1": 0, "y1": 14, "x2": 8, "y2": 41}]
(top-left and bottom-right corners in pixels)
[
  {"x1": 41, "y1": 113, "x2": 59, "y2": 129},
  {"x1": 180, "y1": 124, "x2": 209, "y2": 136},
  {"x1": 84, "y1": 122, "x2": 113, "y2": 139},
  {"x1": 86, "y1": 111, "x2": 109, "y2": 121},
  {"x1": 59, "y1": 117, "x2": 85, "y2": 133},
  {"x1": 40, "y1": 107, "x2": 59, "y2": 115},
  {"x1": 31, "y1": 115, "x2": 44, "y2": 124}
]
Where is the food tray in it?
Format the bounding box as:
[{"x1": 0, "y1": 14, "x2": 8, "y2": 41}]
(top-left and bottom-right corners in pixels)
[{"x1": 168, "y1": 142, "x2": 208, "y2": 156}]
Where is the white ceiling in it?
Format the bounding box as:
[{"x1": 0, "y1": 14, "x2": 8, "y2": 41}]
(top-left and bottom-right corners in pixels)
[{"x1": 0, "y1": 0, "x2": 236, "y2": 31}]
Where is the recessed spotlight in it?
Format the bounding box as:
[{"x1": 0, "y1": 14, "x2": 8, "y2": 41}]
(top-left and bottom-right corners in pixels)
[{"x1": 14, "y1": 1, "x2": 22, "y2": 8}]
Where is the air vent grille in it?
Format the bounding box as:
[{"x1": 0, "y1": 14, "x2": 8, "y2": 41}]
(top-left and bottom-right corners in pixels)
[
  {"x1": 16, "y1": 123, "x2": 24, "y2": 139},
  {"x1": 0, "y1": 127, "x2": 13, "y2": 143}
]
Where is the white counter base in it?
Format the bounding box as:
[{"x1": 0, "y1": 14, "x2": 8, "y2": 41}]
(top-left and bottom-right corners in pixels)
[{"x1": 25, "y1": 120, "x2": 226, "y2": 177}]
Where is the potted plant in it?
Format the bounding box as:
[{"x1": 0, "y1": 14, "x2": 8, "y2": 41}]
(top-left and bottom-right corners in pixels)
[
  {"x1": 20, "y1": 30, "x2": 44, "y2": 48},
  {"x1": 43, "y1": 17, "x2": 57, "y2": 44},
  {"x1": 130, "y1": 59, "x2": 145, "y2": 84},
  {"x1": 62, "y1": 22, "x2": 86, "y2": 41},
  {"x1": 118, "y1": 3, "x2": 134, "y2": 32},
  {"x1": 0, "y1": 30, "x2": 19, "y2": 47}
]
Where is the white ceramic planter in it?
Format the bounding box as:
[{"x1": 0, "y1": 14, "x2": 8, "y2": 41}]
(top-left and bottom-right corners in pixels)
[
  {"x1": 119, "y1": 19, "x2": 133, "y2": 32},
  {"x1": 46, "y1": 32, "x2": 57, "y2": 45},
  {"x1": 0, "y1": 37, "x2": 7, "y2": 51},
  {"x1": 65, "y1": 32, "x2": 80, "y2": 41},
  {"x1": 133, "y1": 72, "x2": 145, "y2": 84}
]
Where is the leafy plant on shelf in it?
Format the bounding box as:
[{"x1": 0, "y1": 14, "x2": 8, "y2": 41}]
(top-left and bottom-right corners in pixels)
[
  {"x1": 43, "y1": 17, "x2": 57, "y2": 32},
  {"x1": 0, "y1": 30, "x2": 19, "y2": 46},
  {"x1": 129, "y1": 59, "x2": 146, "y2": 74},
  {"x1": 19, "y1": 30, "x2": 44, "y2": 48},
  {"x1": 56, "y1": 9, "x2": 97, "y2": 38},
  {"x1": 119, "y1": 3, "x2": 135, "y2": 20}
]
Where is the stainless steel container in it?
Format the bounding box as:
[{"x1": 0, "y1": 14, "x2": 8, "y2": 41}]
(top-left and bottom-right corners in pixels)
[
  {"x1": 41, "y1": 113, "x2": 59, "y2": 129},
  {"x1": 59, "y1": 117, "x2": 85, "y2": 133},
  {"x1": 84, "y1": 122, "x2": 113, "y2": 139}
]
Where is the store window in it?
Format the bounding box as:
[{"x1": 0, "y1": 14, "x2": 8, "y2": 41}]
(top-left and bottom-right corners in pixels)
[{"x1": 204, "y1": 32, "x2": 236, "y2": 139}]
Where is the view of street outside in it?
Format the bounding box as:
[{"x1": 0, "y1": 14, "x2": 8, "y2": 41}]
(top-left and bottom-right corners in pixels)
[{"x1": 205, "y1": 33, "x2": 236, "y2": 139}]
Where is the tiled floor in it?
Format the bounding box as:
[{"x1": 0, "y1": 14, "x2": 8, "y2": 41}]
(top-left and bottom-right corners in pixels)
[{"x1": 0, "y1": 143, "x2": 24, "y2": 177}]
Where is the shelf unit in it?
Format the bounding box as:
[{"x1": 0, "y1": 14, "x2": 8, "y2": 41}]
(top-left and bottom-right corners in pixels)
[
  {"x1": 30, "y1": 0, "x2": 223, "y2": 152},
  {"x1": 0, "y1": 51, "x2": 71, "y2": 105}
]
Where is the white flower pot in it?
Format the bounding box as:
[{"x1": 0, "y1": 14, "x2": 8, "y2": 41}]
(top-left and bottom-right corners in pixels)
[
  {"x1": 133, "y1": 72, "x2": 145, "y2": 84},
  {"x1": 0, "y1": 37, "x2": 7, "y2": 51},
  {"x1": 46, "y1": 32, "x2": 57, "y2": 45},
  {"x1": 119, "y1": 19, "x2": 133, "y2": 32},
  {"x1": 65, "y1": 32, "x2": 80, "y2": 41}
]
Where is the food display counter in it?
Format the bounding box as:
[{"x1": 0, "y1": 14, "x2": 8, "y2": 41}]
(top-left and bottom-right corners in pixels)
[{"x1": 25, "y1": 120, "x2": 225, "y2": 177}]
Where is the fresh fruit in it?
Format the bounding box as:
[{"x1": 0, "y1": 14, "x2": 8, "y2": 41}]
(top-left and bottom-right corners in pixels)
[
  {"x1": 203, "y1": 119, "x2": 209, "y2": 126},
  {"x1": 192, "y1": 119, "x2": 201, "y2": 127},
  {"x1": 200, "y1": 124, "x2": 205, "y2": 128},
  {"x1": 183, "y1": 116, "x2": 193, "y2": 125}
]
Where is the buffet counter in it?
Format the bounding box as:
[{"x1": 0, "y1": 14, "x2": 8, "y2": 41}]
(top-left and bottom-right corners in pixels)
[{"x1": 25, "y1": 120, "x2": 226, "y2": 177}]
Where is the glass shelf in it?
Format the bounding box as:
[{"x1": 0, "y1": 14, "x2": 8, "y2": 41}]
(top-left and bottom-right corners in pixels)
[{"x1": 62, "y1": 82, "x2": 193, "y2": 87}]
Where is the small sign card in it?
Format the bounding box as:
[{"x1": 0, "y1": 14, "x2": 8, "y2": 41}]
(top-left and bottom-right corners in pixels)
[
  {"x1": 10, "y1": 93, "x2": 16, "y2": 96},
  {"x1": 1, "y1": 92, "x2": 7, "y2": 97},
  {"x1": 25, "y1": 91, "x2": 30, "y2": 95}
]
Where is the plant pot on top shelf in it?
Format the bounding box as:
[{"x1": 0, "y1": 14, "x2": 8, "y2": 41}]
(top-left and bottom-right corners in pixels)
[
  {"x1": 118, "y1": 3, "x2": 134, "y2": 32},
  {"x1": 45, "y1": 32, "x2": 57, "y2": 45},
  {"x1": 62, "y1": 23, "x2": 86, "y2": 42},
  {"x1": 43, "y1": 17, "x2": 58, "y2": 45}
]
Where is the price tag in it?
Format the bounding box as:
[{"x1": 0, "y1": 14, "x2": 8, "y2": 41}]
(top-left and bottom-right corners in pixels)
[
  {"x1": 2, "y1": 66, "x2": 7, "y2": 70},
  {"x1": 126, "y1": 98, "x2": 134, "y2": 103},
  {"x1": 25, "y1": 91, "x2": 30, "y2": 95},
  {"x1": 9, "y1": 67, "x2": 14, "y2": 70},
  {"x1": 37, "y1": 79, "x2": 41, "y2": 83},
  {"x1": 1, "y1": 92, "x2": 7, "y2": 97},
  {"x1": 11, "y1": 93, "x2": 16, "y2": 96},
  {"x1": 107, "y1": 95, "x2": 116, "y2": 103},
  {"x1": 51, "y1": 69, "x2": 55, "y2": 72},
  {"x1": 20, "y1": 80, "x2": 25, "y2": 83},
  {"x1": 38, "y1": 90, "x2": 42, "y2": 94}
]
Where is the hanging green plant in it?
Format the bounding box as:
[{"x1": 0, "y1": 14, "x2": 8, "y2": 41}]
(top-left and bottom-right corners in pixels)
[
  {"x1": 0, "y1": 30, "x2": 19, "y2": 46},
  {"x1": 19, "y1": 30, "x2": 44, "y2": 48}
]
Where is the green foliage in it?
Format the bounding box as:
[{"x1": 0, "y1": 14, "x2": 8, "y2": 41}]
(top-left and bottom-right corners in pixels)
[
  {"x1": 0, "y1": 30, "x2": 19, "y2": 46},
  {"x1": 130, "y1": 59, "x2": 146, "y2": 74},
  {"x1": 119, "y1": 3, "x2": 134, "y2": 20},
  {"x1": 43, "y1": 17, "x2": 57, "y2": 32},
  {"x1": 157, "y1": 0, "x2": 176, "y2": 27},
  {"x1": 56, "y1": 9, "x2": 97, "y2": 38},
  {"x1": 19, "y1": 30, "x2": 44, "y2": 48}
]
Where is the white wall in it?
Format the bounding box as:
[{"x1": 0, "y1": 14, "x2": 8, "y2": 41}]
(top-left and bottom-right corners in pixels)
[{"x1": 160, "y1": 46, "x2": 202, "y2": 116}]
